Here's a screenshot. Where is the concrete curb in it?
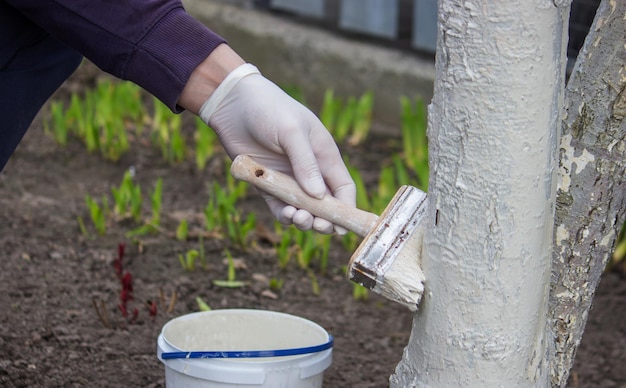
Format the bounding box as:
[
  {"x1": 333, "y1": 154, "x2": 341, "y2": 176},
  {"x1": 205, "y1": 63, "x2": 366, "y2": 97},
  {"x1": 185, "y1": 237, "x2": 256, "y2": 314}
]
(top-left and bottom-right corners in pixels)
[{"x1": 183, "y1": 0, "x2": 435, "y2": 128}]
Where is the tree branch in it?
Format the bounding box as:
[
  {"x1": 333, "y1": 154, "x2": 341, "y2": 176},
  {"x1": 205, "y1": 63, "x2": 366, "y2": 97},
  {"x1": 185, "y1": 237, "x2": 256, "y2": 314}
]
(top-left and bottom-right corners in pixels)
[{"x1": 549, "y1": 0, "x2": 626, "y2": 386}]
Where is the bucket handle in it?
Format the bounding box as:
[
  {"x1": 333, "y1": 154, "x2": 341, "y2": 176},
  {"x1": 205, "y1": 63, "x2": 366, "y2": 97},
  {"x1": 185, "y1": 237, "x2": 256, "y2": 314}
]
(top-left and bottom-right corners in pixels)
[{"x1": 160, "y1": 335, "x2": 334, "y2": 360}]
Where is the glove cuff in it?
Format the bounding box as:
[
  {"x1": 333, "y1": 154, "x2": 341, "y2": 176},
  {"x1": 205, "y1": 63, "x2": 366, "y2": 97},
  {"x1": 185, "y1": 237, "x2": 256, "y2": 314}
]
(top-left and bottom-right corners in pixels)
[{"x1": 198, "y1": 63, "x2": 260, "y2": 124}]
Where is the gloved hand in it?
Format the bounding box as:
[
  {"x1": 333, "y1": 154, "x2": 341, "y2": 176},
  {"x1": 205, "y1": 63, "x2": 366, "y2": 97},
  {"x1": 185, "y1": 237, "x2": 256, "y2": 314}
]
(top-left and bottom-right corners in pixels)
[{"x1": 199, "y1": 64, "x2": 356, "y2": 234}]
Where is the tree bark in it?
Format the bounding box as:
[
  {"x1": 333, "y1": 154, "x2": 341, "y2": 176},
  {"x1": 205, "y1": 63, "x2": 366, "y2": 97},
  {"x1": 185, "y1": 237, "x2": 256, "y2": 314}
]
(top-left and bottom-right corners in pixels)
[
  {"x1": 391, "y1": 1, "x2": 569, "y2": 386},
  {"x1": 549, "y1": 0, "x2": 626, "y2": 386}
]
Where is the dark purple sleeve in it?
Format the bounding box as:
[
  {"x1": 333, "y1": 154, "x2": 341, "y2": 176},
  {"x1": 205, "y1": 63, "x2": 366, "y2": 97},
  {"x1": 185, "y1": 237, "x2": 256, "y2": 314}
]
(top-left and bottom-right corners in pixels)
[{"x1": 6, "y1": 0, "x2": 226, "y2": 111}]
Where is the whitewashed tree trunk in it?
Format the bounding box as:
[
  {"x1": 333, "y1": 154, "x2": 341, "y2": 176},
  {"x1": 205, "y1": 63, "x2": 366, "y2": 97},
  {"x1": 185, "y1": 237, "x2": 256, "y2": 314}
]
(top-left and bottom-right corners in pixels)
[
  {"x1": 391, "y1": 1, "x2": 569, "y2": 386},
  {"x1": 549, "y1": 0, "x2": 626, "y2": 386}
]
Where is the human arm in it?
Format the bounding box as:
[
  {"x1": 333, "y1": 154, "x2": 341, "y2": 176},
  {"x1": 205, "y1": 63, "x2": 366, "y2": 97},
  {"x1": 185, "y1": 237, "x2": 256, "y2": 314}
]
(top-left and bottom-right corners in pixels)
[
  {"x1": 7, "y1": 0, "x2": 356, "y2": 233},
  {"x1": 6, "y1": 0, "x2": 223, "y2": 111}
]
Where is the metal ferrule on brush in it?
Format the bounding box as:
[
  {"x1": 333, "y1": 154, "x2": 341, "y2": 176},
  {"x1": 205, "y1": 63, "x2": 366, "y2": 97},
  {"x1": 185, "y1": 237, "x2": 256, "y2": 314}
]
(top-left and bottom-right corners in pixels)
[{"x1": 348, "y1": 186, "x2": 428, "y2": 291}]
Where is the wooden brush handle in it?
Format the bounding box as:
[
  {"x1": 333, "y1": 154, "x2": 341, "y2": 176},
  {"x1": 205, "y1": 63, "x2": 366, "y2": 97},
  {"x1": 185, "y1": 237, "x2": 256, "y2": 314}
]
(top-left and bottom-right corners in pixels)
[{"x1": 230, "y1": 155, "x2": 378, "y2": 237}]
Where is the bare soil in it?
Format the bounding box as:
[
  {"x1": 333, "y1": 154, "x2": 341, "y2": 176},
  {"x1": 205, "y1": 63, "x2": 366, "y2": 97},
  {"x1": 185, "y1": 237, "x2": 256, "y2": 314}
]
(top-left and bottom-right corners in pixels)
[{"x1": 0, "y1": 62, "x2": 624, "y2": 388}]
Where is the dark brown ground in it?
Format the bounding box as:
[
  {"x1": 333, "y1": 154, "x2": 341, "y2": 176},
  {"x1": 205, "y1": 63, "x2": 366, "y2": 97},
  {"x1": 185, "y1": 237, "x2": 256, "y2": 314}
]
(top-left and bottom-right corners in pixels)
[{"x1": 0, "y1": 63, "x2": 624, "y2": 387}]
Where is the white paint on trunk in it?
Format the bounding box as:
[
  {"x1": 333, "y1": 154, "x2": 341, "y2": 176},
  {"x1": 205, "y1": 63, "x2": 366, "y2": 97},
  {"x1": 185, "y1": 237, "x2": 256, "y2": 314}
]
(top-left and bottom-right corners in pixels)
[{"x1": 391, "y1": 1, "x2": 569, "y2": 386}]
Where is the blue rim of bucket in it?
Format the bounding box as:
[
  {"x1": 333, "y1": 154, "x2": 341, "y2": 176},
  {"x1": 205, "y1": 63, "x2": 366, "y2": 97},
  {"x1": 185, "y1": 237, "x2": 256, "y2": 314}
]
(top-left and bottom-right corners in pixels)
[{"x1": 161, "y1": 335, "x2": 333, "y2": 360}]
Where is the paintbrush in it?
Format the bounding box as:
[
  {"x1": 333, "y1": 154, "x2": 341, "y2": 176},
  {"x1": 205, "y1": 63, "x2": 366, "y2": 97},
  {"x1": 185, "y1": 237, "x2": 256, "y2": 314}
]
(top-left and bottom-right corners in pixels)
[{"x1": 230, "y1": 155, "x2": 428, "y2": 311}]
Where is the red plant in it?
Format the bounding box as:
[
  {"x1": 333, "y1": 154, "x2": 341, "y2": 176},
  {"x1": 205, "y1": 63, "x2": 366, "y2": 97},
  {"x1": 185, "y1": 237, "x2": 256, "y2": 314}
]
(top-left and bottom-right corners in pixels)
[
  {"x1": 96, "y1": 242, "x2": 160, "y2": 328},
  {"x1": 147, "y1": 300, "x2": 158, "y2": 319},
  {"x1": 121, "y1": 271, "x2": 133, "y2": 293},
  {"x1": 115, "y1": 243, "x2": 136, "y2": 323},
  {"x1": 113, "y1": 242, "x2": 125, "y2": 280}
]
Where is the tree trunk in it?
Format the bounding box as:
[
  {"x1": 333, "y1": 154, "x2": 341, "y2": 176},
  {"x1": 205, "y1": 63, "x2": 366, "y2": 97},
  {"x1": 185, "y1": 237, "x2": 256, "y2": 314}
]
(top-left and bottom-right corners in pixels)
[
  {"x1": 549, "y1": 0, "x2": 626, "y2": 386},
  {"x1": 391, "y1": 1, "x2": 569, "y2": 386}
]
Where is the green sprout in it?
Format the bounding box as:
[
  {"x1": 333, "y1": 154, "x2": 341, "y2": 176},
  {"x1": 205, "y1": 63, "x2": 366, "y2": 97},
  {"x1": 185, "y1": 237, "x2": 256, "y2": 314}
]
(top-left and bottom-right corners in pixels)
[
  {"x1": 85, "y1": 194, "x2": 107, "y2": 235},
  {"x1": 204, "y1": 178, "x2": 255, "y2": 249},
  {"x1": 334, "y1": 96, "x2": 356, "y2": 143},
  {"x1": 308, "y1": 270, "x2": 320, "y2": 296},
  {"x1": 269, "y1": 278, "x2": 284, "y2": 292},
  {"x1": 178, "y1": 249, "x2": 199, "y2": 272},
  {"x1": 47, "y1": 79, "x2": 145, "y2": 161},
  {"x1": 149, "y1": 177, "x2": 163, "y2": 226},
  {"x1": 77, "y1": 216, "x2": 90, "y2": 237},
  {"x1": 275, "y1": 223, "x2": 294, "y2": 269},
  {"x1": 176, "y1": 219, "x2": 189, "y2": 241},
  {"x1": 198, "y1": 235, "x2": 207, "y2": 269},
  {"x1": 353, "y1": 283, "x2": 369, "y2": 301},
  {"x1": 320, "y1": 89, "x2": 342, "y2": 135},
  {"x1": 348, "y1": 91, "x2": 374, "y2": 146},
  {"x1": 111, "y1": 171, "x2": 142, "y2": 222},
  {"x1": 151, "y1": 98, "x2": 186, "y2": 164},
  {"x1": 126, "y1": 177, "x2": 163, "y2": 237},
  {"x1": 213, "y1": 250, "x2": 246, "y2": 288},
  {"x1": 320, "y1": 89, "x2": 373, "y2": 145},
  {"x1": 194, "y1": 117, "x2": 218, "y2": 170},
  {"x1": 295, "y1": 230, "x2": 318, "y2": 270},
  {"x1": 44, "y1": 101, "x2": 69, "y2": 146},
  {"x1": 400, "y1": 96, "x2": 429, "y2": 190},
  {"x1": 195, "y1": 296, "x2": 211, "y2": 311}
]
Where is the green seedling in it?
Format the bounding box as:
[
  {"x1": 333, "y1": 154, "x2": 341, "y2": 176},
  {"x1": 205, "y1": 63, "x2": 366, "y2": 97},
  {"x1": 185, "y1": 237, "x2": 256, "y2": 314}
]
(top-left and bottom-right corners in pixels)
[
  {"x1": 392, "y1": 154, "x2": 415, "y2": 186},
  {"x1": 149, "y1": 177, "x2": 163, "y2": 226},
  {"x1": 317, "y1": 234, "x2": 331, "y2": 274},
  {"x1": 334, "y1": 96, "x2": 356, "y2": 143},
  {"x1": 320, "y1": 89, "x2": 342, "y2": 134},
  {"x1": 77, "y1": 216, "x2": 89, "y2": 237},
  {"x1": 348, "y1": 91, "x2": 374, "y2": 146},
  {"x1": 275, "y1": 223, "x2": 294, "y2": 269},
  {"x1": 151, "y1": 98, "x2": 186, "y2": 164},
  {"x1": 203, "y1": 196, "x2": 219, "y2": 234},
  {"x1": 194, "y1": 118, "x2": 218, "y2": 170},
  {"x1": 112, "y1": 81, "x2": 144, "y2": 131},
  {"x1": 44, "y1": 101, "x2": 69, "y2": 146},
  {"x1": 178, "y1": 249, "x2": 199, "y2": 271},
  {"x1": 125, "y1": 177, "x2": 163, "y2": 237},
  {"x1": 198, "y1": 235, "x2": 207, "y2": 269},
  {"x1": 226, "y1": 211, "x2": 256, "y2": 250},
  {"x1": 111, "y1": 171, "x2": 142, "y2": 222},
  {"x1": 85, "y1": 194, "x2": 107, "y2": 235},
  {"x1": 176, "y1": 219, "x2": 189, "y2": 241},
  {"x1": 353, "y1": 283, "x2": 369, "y2": 301},
  {"x1": 346, "y1": 161, "x2": 372, "y2": 211},
  {"x1": 295, "y1": 230, "x2": 318, "y2": 270},
  {"x1": 204, "y1": 179, "x2": 255, "y2": 249},
  {"x1": 375, "y1": 166, "x2": 396, "y2": 213},
  {"x1": 225, "y1": 161, "x2": 248, "y2": 200},
  {"x1": 93, "y1": 80, "x2": 132, "y2": 161},
  {"x1": 308, "y1": 270, "x2": 320, "y2": 296},
  {"x1": 195, "y1": 296, "x2": 211, "y2": 311},
  {"x1": 400, "y1": 96, "x2": 429, "y2": 190},
  {"x1": 151, "y1": 98, "x2": 170, "y2": 158},
  {"x1": 170, "y1": 122, "x2": 186, "y2": 163},
  {"x1": 45, "y1": 78, "x2": 152, "y2": 160},
  {"x1": 320, "y1": 90, "x2": 373, "y2": 145},
  {"x1": 213, "y1": 250, "x2": 246, "y2": 288},
  {"x1": 126, "y1": 223, "x2": 159, "y2": 238},
  {"x1": 269, "y1": 278, "x2": 284, "y2": 292},
  {"x1": 274, "y1": 224, "x2": 333, "y2": 273}
]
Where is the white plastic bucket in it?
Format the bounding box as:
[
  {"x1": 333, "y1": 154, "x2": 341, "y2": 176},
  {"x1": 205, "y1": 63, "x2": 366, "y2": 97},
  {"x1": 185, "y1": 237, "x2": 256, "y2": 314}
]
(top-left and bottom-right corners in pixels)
[{"x1": 157, "y1": 309, "x2": 333, "y2": 387}]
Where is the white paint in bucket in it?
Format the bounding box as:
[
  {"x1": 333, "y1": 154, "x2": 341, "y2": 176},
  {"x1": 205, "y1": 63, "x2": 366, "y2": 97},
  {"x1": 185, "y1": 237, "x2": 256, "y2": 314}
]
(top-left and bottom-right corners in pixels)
[{"x1": 157, "y1": 309, "x2": 333, "y2": 387}]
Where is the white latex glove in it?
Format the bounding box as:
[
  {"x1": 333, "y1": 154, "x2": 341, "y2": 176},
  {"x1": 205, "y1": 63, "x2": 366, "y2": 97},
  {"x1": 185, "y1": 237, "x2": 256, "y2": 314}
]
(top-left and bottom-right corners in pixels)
[{"x1": 199, "y1": 64, "x2": 356, "y2": 234}]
